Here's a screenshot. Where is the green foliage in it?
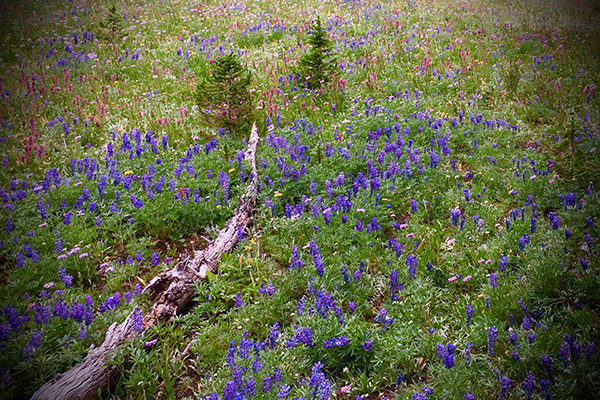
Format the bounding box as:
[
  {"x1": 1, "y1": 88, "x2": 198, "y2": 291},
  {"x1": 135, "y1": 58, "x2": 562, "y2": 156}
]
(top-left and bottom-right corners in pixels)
[
  {"x1": 195, "y1": 52, "x2": 254, "y2": 134},
  {"x1": 97, "y1": 4, "x2": 126, "y2": 56},
  {"x1": 296, "y1": 16, "x2": 337, "y2": 90},
  {"x1": 502, "y1": 61, "x2": 521, "y2": 96}
]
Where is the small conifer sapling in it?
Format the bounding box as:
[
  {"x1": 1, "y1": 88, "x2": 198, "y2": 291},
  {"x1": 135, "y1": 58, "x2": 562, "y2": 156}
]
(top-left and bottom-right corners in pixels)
[{"x1": 195, "y1": 52, "x2": 253, "y2": 134}]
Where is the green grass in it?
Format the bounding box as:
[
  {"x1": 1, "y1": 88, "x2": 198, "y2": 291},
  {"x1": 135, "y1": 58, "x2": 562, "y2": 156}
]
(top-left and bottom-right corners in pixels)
[{"x1": 0, "y1": 0, "x2": 599, "y2": 399}]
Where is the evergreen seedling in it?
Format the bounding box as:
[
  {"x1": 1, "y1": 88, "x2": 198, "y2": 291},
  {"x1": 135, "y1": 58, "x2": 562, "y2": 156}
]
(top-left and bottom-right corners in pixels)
[
  {"x1": 195, "y1": 52, "x2": 253, "y2": 134},
  {"x1": 98, "y1": 4, "x2": 126, "y2": 58},
  {"x1": 296, "y1": 16, "x2": 336, "y2": 90}
]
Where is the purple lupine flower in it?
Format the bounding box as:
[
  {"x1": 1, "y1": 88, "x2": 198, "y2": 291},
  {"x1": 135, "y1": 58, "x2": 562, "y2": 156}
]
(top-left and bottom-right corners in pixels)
[
  {"x1": 540, "y1": 380, "x2": 550, "y2": 399},
  {"x1": 444, "y1": 345, "x2": 455, "y2": 369},
  {"x1": 58, "y1": 266, "x2": 72, "y2": 288},
  {"x1": 296, "y1": 326, "x2": 313, "y2": 348},
  {"x1": 565, "y1": 228, "x2": 571, "y2": 239},
  {"x1": 464, "y1": 394, "x2": 474, "y2": 400},
  {"x1": 246, "y1": 376, "x2": 256, "y2": 397},
  {"x1": 77, "y1": 324, "x2": 87, "y2": 340},
  {"x1": 272, "y1": 366, "x2": 282, "y2": 383},
  {"x1": 541, "y1": 354, "x2": 554, "y2": 384},
  {"x1": 522, "y1": 316, "x2": 532, "y2": 330},
  {"x1": 29, "y1": 329, "x2": 43, "y2": 350},
  {"x1": 552, "y1": 214, "x2": 560, "y2": 230},
  {"x1": 560, "y1": 341, "x2": 570, "y2": 366},
  {"x1": 388, "y1": 238, "x2": 402, "y2": 259},
  {"x1": 466, "y1": 303, "x2": 473, "y2": 327},
  {"x1": 355, "y1": 219, "x2": 363, "y2": 231},
  {"x1": 322, "y1": 335, "x2": 349, "y2": 348},
  {"x1": 53, "y1": 299, "x2": 69, "y2": 320},
  {"x1": 406, "y1": 254, "x2": 417, "y2": 280},
  {"x1": 309, "y1": 240, "x2": 324, "y2": 277},
  {"x1": 585, "y1": 342, "x2": 595, "y2": 359},
  {"x1": 488, "y1": 326, "x2": 498, "y2": 354},
  {"x1": 84, "y1": 295, "x2": 94, "y2": 325},
  {"x1": 233, "y1": 365, "x2": 244, "y2": 390},
  {"x1": 223, "y1": 381, "x2": 236, "y2": 400},
  {"x1": 375, "y1": 308, "x2": 393, "y2": 327},
  {"x1": 295, "y1": 297, "x2": 305, "y2": 316},
  {"x1": 463, "y1": 343, "x2": 473, "y2": 364},
  {"x1": 366, "y1": 217, "x2": 380, "y2": 232},
  {"x1": 571, "y1": 343, "x2": 581, "y2": 364},
  {"x1": 450, "y1": 208, "x2": 461, "y2": 225},
  {"x1": 218, "y1": 171, "x2": 229, "y2": 206},
  {"x1": 361, "y1": 336, "x2": 374, "y2": 351},
  {"x1": 512, "y1": 349, "x2": 519, "y2": 362},
  {"x1": 348, "y1": 301, "x2": 355, "y2": 314},
  {"x1": 234, "y1": 293, "x2": 242, "y2": 308},
  {"x1": 530, "y1": 217, "x2": 537, "y2": 234},
  {"x1": 225, "y1": 339, "x2": 235, "y2": 366},
  {"x1": 70, "y1": 303, "x2": 84, "y2": 322},
  {"x1": 498, "y1": 376, "x2": 511, "y2": 399},
  {"x1": 499, "y1": 256, "x2": 507, "y2": 271},
  {"x1": 319, "y1": 377, "x2": 330, "y2": 400},
  {"x1": 489, "y1": 273, "x2": 497, "y2": 288},
  {"x1": 437, "y1": 344, "x2": 449, "y2": 362},
  {"x1": 54, "y1": 231, "x2": 63, "y2": 254},
  {"x1": 277, "y1": 384, "x2": 290, "y2": 398},
  {"x1": 252, "y1": 354, "x2": 262, "y2": 373},
  {"x1": 341, "y1": 266, "x2": 351, "y2": 283},
  {"x1": 268, "y1": 322, "x2": 280, "y2": 348},
  {"x1": 518, "y1": 235, "x2": 527, "y2": 251},
  {"x1": 410, "y1": 199, "x2": 417, "y2": 213},
  {"x1": 262, "y1": 374, "x2": 272, "y2": 393},
  {"x1": 390, "y1": 270, "x2": 399, "y2": 301},
  {"x1": 584, "y1": 231, "x2": 593, "y2": 253},
  {"x1": 5, "y1": 305, "x2": 22, "y2": 332}
]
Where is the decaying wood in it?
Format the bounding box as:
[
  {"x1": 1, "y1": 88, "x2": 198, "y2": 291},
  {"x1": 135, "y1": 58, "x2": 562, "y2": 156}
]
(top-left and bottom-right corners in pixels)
[
  {"x1": 30, "y1": 312, "x2": 139, "y2": 400},
  {"x1": 31, "y1": 123, "x2": 260, "y2": 400}
]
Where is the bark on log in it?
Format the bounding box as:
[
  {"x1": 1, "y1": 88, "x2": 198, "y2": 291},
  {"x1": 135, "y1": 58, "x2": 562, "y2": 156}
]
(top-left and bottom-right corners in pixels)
[{"x1": 31, "y1": 124, "x2": 260, "y2": 400}]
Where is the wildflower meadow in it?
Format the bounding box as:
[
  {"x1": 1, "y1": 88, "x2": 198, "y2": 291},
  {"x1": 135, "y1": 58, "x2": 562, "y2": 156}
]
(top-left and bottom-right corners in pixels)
[{"x1": 0, "y1": 0, "x2": 599, "y2": 399}]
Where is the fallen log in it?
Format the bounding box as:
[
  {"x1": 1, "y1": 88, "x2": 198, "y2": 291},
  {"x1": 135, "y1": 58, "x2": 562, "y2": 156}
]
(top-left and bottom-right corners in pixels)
[{"x1": 31, "y1": 123, "x2": 260, "y2": 400}]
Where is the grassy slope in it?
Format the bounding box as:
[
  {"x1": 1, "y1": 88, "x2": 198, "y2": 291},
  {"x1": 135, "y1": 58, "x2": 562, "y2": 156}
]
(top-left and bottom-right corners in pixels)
[{"x1": 0, "y1": 0, "x2": 599, "y2": 399}]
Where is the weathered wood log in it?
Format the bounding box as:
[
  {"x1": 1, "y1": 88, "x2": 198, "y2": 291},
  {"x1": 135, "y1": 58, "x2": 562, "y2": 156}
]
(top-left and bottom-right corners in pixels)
[
  {"x1": 30, "y1": 312, "x2": 139, "y2": 400},
  {"x1": 31, "y1": 123, "x2": 260, "y2": 400}
]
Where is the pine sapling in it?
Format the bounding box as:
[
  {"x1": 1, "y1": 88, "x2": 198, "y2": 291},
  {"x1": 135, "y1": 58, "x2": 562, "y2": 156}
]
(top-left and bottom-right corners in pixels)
[
  {"x1": 296, "y1": 16, "x2": 336, "y2": 90},
  {"x1": 195, "y1": 52, "x2": 253, "y2": 134}
]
